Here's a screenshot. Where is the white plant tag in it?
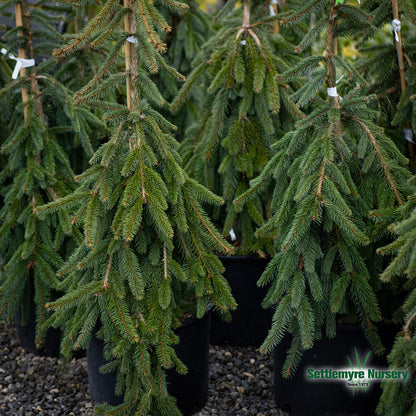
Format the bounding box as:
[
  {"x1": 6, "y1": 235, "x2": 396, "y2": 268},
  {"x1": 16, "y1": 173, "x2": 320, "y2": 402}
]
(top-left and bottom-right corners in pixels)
[
  {"x1": 229, "y1": 229, "x2": 237, "y2": 242},
  {"x1": 1, "y1": 48, "x2": 35, "y2": 79}
]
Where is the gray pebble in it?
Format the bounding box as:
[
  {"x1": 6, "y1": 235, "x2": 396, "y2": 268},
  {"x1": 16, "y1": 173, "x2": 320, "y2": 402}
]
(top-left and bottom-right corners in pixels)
[{"x1": 1, "y1": 322, "x2": 287, "y2": 415}]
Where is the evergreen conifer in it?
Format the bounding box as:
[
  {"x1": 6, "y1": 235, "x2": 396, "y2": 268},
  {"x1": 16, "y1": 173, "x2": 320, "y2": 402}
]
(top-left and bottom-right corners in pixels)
[
  {"x1": 172, "y1": 0, "x2": 302, "y2": 255},
  {"x1": 376, "y1": 182, "x2": 416, "y2": 415},
  {"x1": 0, "y1": 0, "x2": 99, "y2": 348},
  {"x1": 236, "y1": 0, "x2": 410, "y2": 376},
  {"x1": 357, "y1": 4, "x2": 416, "y2": 413},
  {"x1": 39, "y1": 0, "x2": 236, "y2": 414}
]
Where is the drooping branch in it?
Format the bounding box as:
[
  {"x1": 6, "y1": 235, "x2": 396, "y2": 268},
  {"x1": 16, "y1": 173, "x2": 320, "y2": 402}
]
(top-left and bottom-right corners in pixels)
[
  {"x1": 404, "y1": 310, "x2": 416, "y2": 340},
  {"x1": 351, "y1": 115, "x2": 403, "y2": 206}
]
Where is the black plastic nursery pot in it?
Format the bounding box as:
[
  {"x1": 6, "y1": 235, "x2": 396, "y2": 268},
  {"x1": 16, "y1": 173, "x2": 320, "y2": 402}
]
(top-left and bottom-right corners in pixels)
[
  {"x1": 87, "y1": 312, "x2": 211, "y2": 415},
  {"x1": 167, "y1": 312, "x2": 211, "y2": 414},
  {"x1": 211, "y1": 255, "x2": 272, "y2": 346},
  {"x1": 15, "y1": 299, "x2": 61, "y2": 357},
  {"x1": 273, "y1": 324, "x2": 399, "y2": 416},
  {"x1": 86, "y1": 334, "x2": 123, "y2": 407}
]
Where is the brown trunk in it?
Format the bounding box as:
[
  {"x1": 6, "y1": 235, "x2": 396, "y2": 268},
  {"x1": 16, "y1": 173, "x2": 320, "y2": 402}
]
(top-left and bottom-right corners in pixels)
[
  {"x1": 14, "y1": 2, "x2": 29, "y2": 119},
  {"x1": 392, "y1": 0, "x2": 414, "y2": 169},
  {"x1": 124, "y1": 0, "x2": 139, "y2": 113},
  {"x1": 325, "y1": 0, "x2": 341, "y2": 142},
  {"x1": 325, "y1": 0, "x2": 339, "y2": 108},
  {"x1": 15, "y1": 0, "x2": 44, "y2": 121},
  {"x1": 271, "y1": 2, "x2": 279, "y2": 34},
  {"x1": 243, "y1": 0, "x2": 250, "y2": 27}
]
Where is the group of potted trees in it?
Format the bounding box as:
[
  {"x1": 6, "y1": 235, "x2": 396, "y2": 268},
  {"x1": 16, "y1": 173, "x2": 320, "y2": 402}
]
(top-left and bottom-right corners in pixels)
[{"x1": 1, "y1": 0, "x2": 416, "y2": 415}]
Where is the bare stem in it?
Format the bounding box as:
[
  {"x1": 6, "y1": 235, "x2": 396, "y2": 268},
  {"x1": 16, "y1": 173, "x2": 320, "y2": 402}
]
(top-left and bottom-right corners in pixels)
[
  {"x1": 271, "y1": 1, "x2": 279, "y2": 34},
  {"x1": 14, "y1": 2, "x2": 29, "y2": 119},
  {"x1": 243, "y1": 0, "x2": 250, "y2": 27},
  {"x1": 325, "y1": 0, "x2": 340, "y2": 109},
  {"x1": 124, "y1": 0, "x2": 133, "y2": 111},
  {"x1": 124, "y1": 0, "x2": 140, "y2": 114},
  {"x1": 392, "y1": 0, "x2": 414, "y2": 169},
  {"x1": 19, "y1": 0, "x2": 44, "y2": 121}
]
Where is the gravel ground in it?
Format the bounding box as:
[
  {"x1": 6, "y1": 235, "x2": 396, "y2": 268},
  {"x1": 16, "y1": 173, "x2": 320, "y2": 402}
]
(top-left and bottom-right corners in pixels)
[
  {"x1": 0, "y1": 323, "x2": 94, "y2": 416},
  {"x1": 0, "y1": 322, "x2": 286, "y2": 416}
]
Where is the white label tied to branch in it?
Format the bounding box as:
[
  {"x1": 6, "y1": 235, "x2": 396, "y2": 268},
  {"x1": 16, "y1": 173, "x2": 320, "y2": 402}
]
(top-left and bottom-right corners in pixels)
[
  {"x1": 327, "y1": 87, "x2": 338, "y2": 97},
  {"x1": 404, "y1": 128, "x2": 414, "y2": 144},
  {"x1": 392, "y1": 19, "x2": 401, "y2": 42},
  {"x1": 229, "y1": 229, "x2": 237, "y2": 242},
  {"x1": 1, "y1": 48, "x2": 35, "y2": 79},
  {"x1": 269, "y1": 0, "x2": 278, "y2": 16},
  {"x1": 127, "y1": 36, "x2": 138, "y2": 44},
  {"x1": 327, "y1": 86, "x2": 342, "y2": 101}
]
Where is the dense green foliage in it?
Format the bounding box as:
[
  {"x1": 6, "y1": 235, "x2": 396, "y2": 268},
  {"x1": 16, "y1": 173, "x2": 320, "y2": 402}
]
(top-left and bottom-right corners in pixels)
[
  {"x1": 37, "y1": 0, "x2": 236, "y2": 414},
  {"x1": 376, "y1": 185, "x2": 416, "y2": 415},
  {"x1": 173, "y1": 0, "x2": 302, "y2": 255},
  {"x1": 0, "y1": 0, "x2": 100, "y2": 347},
  {"x1": 358, "y1": 0, "x2": 416, "y2": 165},
  {"x1": 1, "y1": 0, "x2": 416, "y2": 413},
  {"x1": 159, "y1": 0, "x2": 212, "y2": 132},
  {"x1": 237, "y1": 0, "x2": 411, "y2": 377},
  {"x1": 362, "y1": 1, "x2": 416, "y2": 413}
]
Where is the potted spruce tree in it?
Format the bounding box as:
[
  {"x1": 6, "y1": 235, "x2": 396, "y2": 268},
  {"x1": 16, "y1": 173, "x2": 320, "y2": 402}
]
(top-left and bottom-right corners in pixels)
[
  {"x1": 236, "y1": 0, "x2": 411, "y2": 414},
  {"x1": 0, "y1": 0, "x2": 100, "y2": 356},
  {"x1": 363, "y1": 1, "x2": 416, "y2": 413},
  {"x1": 357, "y1": 0, "x2": 416, "y2": 170},
  {"x1": 376, "y1": 182, "x2": 416, "y2": 415},
  {"x1": 38, "y1": 0, "x2": 236, "y2": 414},
  {"x1": 172, "y1": 0, "x2": 302, "y2": 345}
]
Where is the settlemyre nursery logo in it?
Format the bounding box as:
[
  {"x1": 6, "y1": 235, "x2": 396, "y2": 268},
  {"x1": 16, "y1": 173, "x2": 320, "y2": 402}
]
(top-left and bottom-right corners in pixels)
[{"x1": 305, "y1": 348, "x2": 409, "y2": 395}]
